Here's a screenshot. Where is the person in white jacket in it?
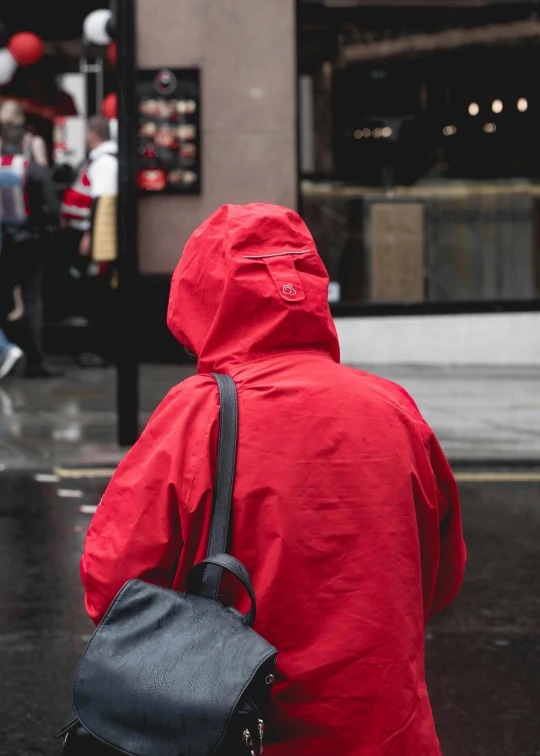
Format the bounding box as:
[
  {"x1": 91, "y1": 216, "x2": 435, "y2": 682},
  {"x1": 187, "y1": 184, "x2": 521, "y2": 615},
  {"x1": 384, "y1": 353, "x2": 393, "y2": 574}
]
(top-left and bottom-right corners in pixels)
[{"x1": 79, "y1": 117, "x2": 118, "y2": 258}]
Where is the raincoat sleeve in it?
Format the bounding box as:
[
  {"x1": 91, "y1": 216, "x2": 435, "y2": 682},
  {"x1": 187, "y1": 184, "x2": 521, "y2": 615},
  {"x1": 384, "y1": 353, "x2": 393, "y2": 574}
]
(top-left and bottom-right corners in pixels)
[
  {"x1": 428, "y1": 433, "x2": 467, "y2": 615},
  {"x1": 390, "y1": 380, "x2": 466, "y2": 615},
  {"x1": 81, "y1": 382, "x2": 207, "y2": 624}
]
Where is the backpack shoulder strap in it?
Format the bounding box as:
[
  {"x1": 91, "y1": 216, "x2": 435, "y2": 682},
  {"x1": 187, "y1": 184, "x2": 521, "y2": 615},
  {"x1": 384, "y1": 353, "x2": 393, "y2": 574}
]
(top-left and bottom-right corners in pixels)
[{"x1": 200, "y1": 373, "x2": 239, "y2": 601}]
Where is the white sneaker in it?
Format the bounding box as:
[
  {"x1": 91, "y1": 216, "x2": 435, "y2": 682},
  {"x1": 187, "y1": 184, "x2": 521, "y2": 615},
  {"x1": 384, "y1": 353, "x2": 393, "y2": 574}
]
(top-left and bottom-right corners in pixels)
[{"x1": 0, "y1": 345, "x2": 24, "y2": 381}]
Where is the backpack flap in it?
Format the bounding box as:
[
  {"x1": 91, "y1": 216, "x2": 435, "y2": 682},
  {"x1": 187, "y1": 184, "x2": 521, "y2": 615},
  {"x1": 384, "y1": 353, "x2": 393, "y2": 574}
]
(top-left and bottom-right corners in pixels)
[{"x1": 72, "y1": 574, "x2": 277, "y2": 756}]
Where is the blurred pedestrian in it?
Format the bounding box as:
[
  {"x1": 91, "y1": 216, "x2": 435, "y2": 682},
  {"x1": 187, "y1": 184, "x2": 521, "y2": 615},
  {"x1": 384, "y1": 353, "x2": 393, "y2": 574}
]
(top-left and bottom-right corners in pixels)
[
  {"x1": 0, "y1": 123, "x2": 60, "y2": 377},
  {"x1": 0, "y1": 99, "x2": 49, "y2": 167},
  {"x1": 81, "y1": 205, "x2": 466, "y2": 756},
  {"x1": 76, "y1": 116, "x2": 118, "y2": 368}
]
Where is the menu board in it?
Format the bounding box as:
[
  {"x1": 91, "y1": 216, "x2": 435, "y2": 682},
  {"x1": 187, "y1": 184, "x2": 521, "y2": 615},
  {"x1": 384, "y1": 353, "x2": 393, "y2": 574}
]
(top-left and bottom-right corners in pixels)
[{"x1": 137, "y1": 68, "x2": 201, "y2": 194}]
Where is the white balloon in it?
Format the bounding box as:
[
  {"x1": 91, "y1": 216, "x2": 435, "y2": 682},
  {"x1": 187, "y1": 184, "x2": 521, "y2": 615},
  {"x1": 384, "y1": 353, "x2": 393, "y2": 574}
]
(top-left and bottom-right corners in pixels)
[
  {"x1": 0, "y1": 48, "x2": 17, "y2": 86},
  {"x1": 83, "y1": 9, "x2": 113, "y2": 46}
]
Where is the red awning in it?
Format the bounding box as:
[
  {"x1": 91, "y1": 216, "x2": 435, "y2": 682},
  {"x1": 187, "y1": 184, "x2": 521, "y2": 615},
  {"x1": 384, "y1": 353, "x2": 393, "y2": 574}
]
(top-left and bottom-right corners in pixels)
[{"x1": 0, "y1": 89, "x2": 78, "y2": 119}]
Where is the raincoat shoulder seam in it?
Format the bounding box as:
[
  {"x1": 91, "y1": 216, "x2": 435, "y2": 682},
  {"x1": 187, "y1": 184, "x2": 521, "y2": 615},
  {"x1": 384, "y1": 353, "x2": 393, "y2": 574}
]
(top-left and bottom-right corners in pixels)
[{"x1": 231, "y1": 350, "x2": 336, "y2": 376}]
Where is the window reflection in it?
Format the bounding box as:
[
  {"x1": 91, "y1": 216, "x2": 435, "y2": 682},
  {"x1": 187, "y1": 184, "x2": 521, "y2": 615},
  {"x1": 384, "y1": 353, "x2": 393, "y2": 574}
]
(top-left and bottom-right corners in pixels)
[{"x1": 298, "y1": 2, "x2": 540, "y2": 306}]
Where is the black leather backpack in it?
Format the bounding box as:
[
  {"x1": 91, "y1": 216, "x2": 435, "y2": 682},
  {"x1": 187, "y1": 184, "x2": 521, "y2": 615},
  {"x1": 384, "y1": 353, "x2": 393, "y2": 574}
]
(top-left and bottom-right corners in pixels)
[{"x1": 57, "y1": 374, "x2": 278, "y2": 756}]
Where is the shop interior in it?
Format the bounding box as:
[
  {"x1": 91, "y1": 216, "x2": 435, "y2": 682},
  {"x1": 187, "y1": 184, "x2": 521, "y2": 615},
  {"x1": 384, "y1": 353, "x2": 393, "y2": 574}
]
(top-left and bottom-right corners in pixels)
[{"x1": 298, "y1": 0, "x2": 540, "y2": 308}]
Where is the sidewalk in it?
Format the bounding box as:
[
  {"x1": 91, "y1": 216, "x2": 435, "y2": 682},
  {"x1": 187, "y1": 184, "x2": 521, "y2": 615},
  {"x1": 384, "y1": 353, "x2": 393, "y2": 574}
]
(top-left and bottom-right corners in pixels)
[
  {"x1": 0, "y1": 362, "x2": 538, "y2": 469},
  {"x1": 369, "y1": 365, "x2": 540, "y2": 464},
  {"x1": 0, "y1": 364, "x2": 193, "y2": 470}
]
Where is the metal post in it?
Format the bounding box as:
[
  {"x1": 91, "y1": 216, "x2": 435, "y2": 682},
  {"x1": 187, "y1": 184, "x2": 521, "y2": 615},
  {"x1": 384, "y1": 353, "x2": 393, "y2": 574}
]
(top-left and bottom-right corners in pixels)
[
  {"x1": 96, "y1": 56, "x2": 104, "y2": 114},
  {"x1": 82, "y1": 54, "x2": 99, "y2": 117},
  {"x1": 116, "y1": 0, "x2": 139, "y2": 446}
]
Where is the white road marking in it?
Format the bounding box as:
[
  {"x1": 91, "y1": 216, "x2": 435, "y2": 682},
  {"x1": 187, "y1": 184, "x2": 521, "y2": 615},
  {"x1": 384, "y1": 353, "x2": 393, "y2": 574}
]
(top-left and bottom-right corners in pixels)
[
  {"x1": 34, "y1": 473, "x2": 60, "y2": 483},
  {"x1": 57, "y1": 489, "x2": 84, "y2": 499},
  {"x1": 79, "y1": 505, "x2": 98, "y2": 515}
]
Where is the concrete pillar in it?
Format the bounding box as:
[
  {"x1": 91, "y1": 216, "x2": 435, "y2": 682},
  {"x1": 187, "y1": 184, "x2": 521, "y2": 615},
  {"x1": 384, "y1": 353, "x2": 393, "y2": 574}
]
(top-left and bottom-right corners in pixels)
[{"x1": 137, "y1": 0, "x2": 297, "y2": 274}]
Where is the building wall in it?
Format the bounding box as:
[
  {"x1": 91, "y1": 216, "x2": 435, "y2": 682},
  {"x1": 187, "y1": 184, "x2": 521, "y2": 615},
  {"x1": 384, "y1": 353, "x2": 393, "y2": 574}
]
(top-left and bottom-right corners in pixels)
[
  {"x1": 137, "y1": 0, "x2": 297, "y2": 274},
  {"x1": 134, "y1": 0, "x2": 538, "y2": 366},
  {"x1": 336, "y1": 312, "x2": 540, "y2": 366}
]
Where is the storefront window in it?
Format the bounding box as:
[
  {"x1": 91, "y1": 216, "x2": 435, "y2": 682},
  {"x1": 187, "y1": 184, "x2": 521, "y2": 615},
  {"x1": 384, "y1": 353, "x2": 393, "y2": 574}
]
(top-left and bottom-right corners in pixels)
[{"x1": 298, "y1": 0, "x2": 540, "y2": 308}]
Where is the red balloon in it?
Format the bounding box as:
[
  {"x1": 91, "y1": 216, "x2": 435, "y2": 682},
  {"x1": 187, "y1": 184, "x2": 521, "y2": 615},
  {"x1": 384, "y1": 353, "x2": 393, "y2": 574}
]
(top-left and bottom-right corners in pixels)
[
  {"x1": 101, "y1": 92, "x2": 118, "y2": 120},
  {"x1": 108, "y1": 41, "x2": 117, "y2": 67},
  {"x1": 8, "y1": 32, "x2": 44, "y2": 67}
]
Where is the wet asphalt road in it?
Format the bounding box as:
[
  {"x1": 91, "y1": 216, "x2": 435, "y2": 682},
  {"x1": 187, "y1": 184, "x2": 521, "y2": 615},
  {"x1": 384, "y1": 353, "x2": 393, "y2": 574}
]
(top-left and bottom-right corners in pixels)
[{"x1": 0, "y1": 470, "x2": 539, "y2": 756}]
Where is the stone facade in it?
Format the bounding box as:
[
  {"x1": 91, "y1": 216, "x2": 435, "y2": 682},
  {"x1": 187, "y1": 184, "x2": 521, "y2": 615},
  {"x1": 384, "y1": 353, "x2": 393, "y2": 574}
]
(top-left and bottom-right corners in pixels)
[{"x1": 137, "y1": 0, "x2": 297, "y2": 273}]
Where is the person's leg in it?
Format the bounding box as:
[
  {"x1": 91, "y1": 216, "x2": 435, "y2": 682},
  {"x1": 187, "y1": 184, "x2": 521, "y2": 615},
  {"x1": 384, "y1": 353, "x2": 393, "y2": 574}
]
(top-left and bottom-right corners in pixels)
[
  {"x1": 0, "y1": 326, "x2": 23, "y2": 380},
  {"x1": 77, "y1": 264, "x2": 115, "y2": 367},
  {"x1": 19, "y1": 238, "x2": 45, "y2": 370},
  {"x1": 93, "y1": 265, "x2": 116, "y2": 362},
  {"x1": 7, "y1": 286, "x2": 24, "y2": 321},
  {"x1": 18, "y1": 237, "x2": 62, "y2": 378},
  {"x1": 0, "y1": 327, "x2": 12, "y2": 360},
  {"x1": 0, "y1": 232, "x2": 25, "y2": 376},
  {"x1": 0, "y1": 232, "x2": 17, "y2": 322}
]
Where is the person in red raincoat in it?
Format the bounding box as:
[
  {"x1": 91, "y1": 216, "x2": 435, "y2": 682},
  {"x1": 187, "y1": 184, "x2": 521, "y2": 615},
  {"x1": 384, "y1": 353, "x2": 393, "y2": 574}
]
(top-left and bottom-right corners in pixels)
[{"x1": 82, "y1": 203, "x2": 466, "y2": 756}]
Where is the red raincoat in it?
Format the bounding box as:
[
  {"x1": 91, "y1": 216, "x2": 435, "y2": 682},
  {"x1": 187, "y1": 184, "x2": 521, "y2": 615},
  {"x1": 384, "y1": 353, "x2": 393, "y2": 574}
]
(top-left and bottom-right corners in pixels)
[{"x1": 82, "y1": 204, "x2": 466, "y2": 756}]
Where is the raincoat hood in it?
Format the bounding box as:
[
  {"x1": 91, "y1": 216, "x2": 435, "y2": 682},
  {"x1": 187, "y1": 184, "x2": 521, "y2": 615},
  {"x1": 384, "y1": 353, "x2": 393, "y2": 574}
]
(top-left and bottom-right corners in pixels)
[{"x1": 167, "y1": 203, "x2": 340, "y2": 373}]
